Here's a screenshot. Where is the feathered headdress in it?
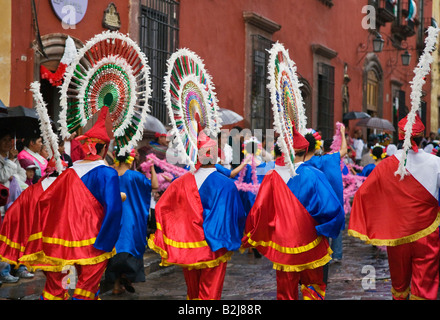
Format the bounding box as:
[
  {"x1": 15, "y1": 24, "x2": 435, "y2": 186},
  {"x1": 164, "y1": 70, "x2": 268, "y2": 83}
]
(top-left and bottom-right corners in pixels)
[
  {"x1": 164, "y1": 48, "x2": 222, "y2": 172},
  {"x1": 58, "y1": 31, "x2": 152, "y2": 157},
  {"x1": 395, "y1": 26, "x2": 440, "y2": 179},
  {"x1": 267, "y1": 42, "x2": 308, "y2": 176}
]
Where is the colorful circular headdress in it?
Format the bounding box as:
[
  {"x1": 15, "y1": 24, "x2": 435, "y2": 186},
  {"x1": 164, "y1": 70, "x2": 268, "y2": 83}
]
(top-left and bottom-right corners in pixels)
[
  {"x1": 59, "y1": 31, "x2": 152, "y2": 156},
  {"x1": 267, "y1": 42, "x2": 307, "y2": 176},
  {"x1": 164, "y1": 48, "x2": 222, "y2": 171}
]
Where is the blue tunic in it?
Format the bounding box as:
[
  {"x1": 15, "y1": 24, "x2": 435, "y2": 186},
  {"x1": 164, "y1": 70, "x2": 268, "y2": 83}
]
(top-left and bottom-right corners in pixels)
[
  {"x1": 306, "y1": 152, "x2": 344, "y2": 207},
  {"x1": 198, "y1": 171, "x2": 247, "y2": 252},
  {"x1": 286, "y1": 163, "x2": 345, "y2": 238},
  {"x1": 80, "y1": 165, "x2": 123, "y2": 252},
  {"x1": 357, "y1": 163, "x2": 376, "y2": 177},
  {"x1": 114, "y1": 170, "x2": 152, "y2": 259}
]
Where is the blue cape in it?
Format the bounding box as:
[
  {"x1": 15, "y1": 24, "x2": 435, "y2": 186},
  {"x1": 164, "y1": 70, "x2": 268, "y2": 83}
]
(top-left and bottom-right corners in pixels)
[
  {"x1": 115, "y1": 170, "x2": 152, "y2": 259},
  {"x1": 198, "y1": 171, "x2": 247, "y2": 252},
  {"x1": 306, "y1": 152, "x2": 344, "y2": 207},
  {"x1": 80, "y1": 166, "x2": 123, "y2": 252},
  {"x1": 286, "y1": 163, "x2": 345, "y2": 238}
]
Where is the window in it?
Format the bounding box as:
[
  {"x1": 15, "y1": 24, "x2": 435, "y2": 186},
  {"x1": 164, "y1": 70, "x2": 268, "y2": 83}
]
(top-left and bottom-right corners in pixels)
[
  {"x1": 250, "y1": 35, "x2": 273, "y2": 131},
  {"x1": 139, "y1": 0, "x2": 179, "y2": 124},
  {"x1": 367, "y1": 70, "x2": 379, "y2": 116},
  {"x1": 317, "y1": 63, "x2": 335, "y2": 139}
]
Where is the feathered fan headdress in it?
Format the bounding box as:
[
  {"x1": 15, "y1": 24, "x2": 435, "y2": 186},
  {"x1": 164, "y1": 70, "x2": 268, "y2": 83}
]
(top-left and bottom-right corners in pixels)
[
  {"x1": 267, "y1": 42, "x2": 308, "y2": 177},
  {"x1": 58, "y1": 31, "x2": 152, "y2": 157},
  {"x1": 164, "y1": 48, "x2": 222, "y2": 172}
]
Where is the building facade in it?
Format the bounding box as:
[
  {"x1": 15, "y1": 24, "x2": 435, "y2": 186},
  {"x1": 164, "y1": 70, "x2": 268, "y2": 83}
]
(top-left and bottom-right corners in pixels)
[{"x1": 1, "y1": 0, "x2": 437, "y2": 141}]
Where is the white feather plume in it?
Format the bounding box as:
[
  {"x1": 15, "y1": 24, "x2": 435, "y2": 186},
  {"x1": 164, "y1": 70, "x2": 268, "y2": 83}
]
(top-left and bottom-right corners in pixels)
[
  {"x1": 29, "y1": 81, "x2": 64, "y2": 174},
  {"x1": 395, "y1": 26, "x2": 440, "y2": 179}
]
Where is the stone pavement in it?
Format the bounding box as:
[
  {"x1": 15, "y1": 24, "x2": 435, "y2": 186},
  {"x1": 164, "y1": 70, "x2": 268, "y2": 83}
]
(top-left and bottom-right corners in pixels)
[
  {"x1": 0, "y1": 216, "x2": 398, "y2": 300},
  {"x1": 99, "y1": 224, "x2": 393, "y2": 301}
]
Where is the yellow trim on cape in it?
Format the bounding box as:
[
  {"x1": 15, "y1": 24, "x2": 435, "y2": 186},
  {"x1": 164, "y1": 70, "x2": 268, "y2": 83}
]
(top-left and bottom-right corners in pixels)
[
  {"x1": 155, "y1": 223, "x2": 209, "y2": 249},
  {"x1": 26, "y1": 232, "x2": 97, "y2": 248},
  {"x1": 271, "y1": 247, "x2": 333, "y2": 272},
  {"x1": 348, "y1": 211, "x2": 440, "y2": 247},
  {"x1": 41, "y1": 290, "x2": 69, "y2": 300},
  {"x1": 242, "y1": 233, "x2": 324, "y2": 254},
  {"x1": 0, "y1": 234, "x2": 25, "y2": 252},
  {"x1": 74, "y1": 288, "x2": 96, "y2": 300},
  {"x1": 0, "y1": 255, "x2": 19, "y2": 267},
  {"x1": 148, "y1": 234, "x2": 233, "y2": 270},
  {"x1": 18, "y1": 248, "x2": 116, "y2": 272},
  {"x1": 391, "y1": 286, "x2": 410, "y2": 299}
]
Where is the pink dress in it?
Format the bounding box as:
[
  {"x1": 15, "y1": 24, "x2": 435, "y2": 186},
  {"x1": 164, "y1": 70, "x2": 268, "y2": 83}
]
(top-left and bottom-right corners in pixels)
[{"x1": 18, "y1": 148, "x2": 48, "y2": 178}]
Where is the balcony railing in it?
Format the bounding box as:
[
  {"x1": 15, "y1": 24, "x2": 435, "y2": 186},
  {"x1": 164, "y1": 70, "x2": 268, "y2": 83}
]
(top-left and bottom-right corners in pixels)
[{"x1": 391, "y1": 0, "x2": 419, "y2": 42}]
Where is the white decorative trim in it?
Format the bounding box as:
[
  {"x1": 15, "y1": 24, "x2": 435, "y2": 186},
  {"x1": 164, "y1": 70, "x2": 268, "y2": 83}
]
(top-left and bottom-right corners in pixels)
[
  {"x1": 58, "y1": 31, "x2": 152, "y2": 157},
  {"x1": 29, "y1": 81, "x2": 63, "y2": 174},
  {"x1": 163, "y1": 48, "x2": 222, "y2": 172},
  {"x1": 267, "y1": 42, "x2": 307, "y2": 177}
]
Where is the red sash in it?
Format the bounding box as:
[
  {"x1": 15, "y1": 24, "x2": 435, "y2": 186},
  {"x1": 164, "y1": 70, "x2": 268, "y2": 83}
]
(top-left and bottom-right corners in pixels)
[
  {"x1": 348, "y1": 156, "x2": 440, "y2": 246},
  {"x1": 242, "y1": 171, "x2": 331, "y2": 272},
  {"x1": 148, "y1": 173, "x2": 230, "y2": 270}
]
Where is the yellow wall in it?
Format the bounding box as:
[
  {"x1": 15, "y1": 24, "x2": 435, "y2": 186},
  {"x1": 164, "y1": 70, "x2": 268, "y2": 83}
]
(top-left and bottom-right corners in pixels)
[
  {"x1": 431, "y1": 0, "x2": 440, "y2": 135},
  {"x1": 0, "y1": 0, "x2": 11, "y2": 106}
]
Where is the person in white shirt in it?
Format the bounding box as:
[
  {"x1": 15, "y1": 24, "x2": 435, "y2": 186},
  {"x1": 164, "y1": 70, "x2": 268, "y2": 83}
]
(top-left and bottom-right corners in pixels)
[{"x1": 352, "y1": 129, "x2": 365, "y2": 165}]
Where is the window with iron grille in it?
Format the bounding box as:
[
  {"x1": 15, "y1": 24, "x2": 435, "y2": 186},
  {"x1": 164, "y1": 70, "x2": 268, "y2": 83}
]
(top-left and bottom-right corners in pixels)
[
  {"x1": 250, "y1": 35, "x2": 273, "y2": 131},
  {"x1": 139, "y1": 0, "x2": 179, "y2": 125},
  {"x1": 317, "y1": 62, "x2": 335, "y2": 140}
]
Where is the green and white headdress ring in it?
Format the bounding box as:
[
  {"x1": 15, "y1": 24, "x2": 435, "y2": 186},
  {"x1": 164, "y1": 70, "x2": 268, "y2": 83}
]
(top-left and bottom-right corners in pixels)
[
  {"x1": 267, "y1": 42, "x2": 307, "y2": 177},
  {"x1": 164, "y1": 48, "x2": 222, "y2": 172},
  {"x1": 59, "y1": 31, "x2": 152, "y2": 157}
]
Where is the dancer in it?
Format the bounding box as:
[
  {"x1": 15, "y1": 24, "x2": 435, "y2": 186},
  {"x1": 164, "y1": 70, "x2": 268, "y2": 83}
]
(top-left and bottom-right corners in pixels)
[
  {"x1": 304, "y1": 124, "x2": 347, "y2": 264},
  {"x1": 349, "y1": 114, "x2": 440, "y2": 300},
  {"x1": 357, "y1": 144, "x2": 386, "y2": 177},
  {"x1": 242, "y1": 128, "x2": 345, "y2": 300},
  {"x1": 349, "y1": 27, "x2": 440, "y2": 300},
  {"x1": 106, "y1": 150, "x2": 158, "y2": 295},
  {"x1": 20, "y1": 107, "x2": 123, "y2": 300},
  {"x1": 149, "y1": 125, "x2": 246, "y2": 300}
]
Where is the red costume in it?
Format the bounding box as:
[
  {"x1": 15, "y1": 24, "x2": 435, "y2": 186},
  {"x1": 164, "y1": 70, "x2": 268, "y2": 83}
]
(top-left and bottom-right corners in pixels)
[
  {"x1": 149, "y1": 126, "x2": 246, "y2": 300},
  {"x1": 348, "y1": 114, "x2": 440, "y2": 300},
  {"x1": 19, "y1": 107, "x2": 123, "y2": 300},
  {"x1": 242, "y1": 128, "x2": 345, "y2": 300}
]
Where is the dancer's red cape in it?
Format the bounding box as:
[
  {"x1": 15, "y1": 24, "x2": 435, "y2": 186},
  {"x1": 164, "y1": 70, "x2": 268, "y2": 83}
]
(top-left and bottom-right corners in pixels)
[
  {"x1": 148, "y1": 173, "x2": 231, "y2": 270},
  {"x1": 19, "y1": 169, "x2": 115, "y2": 271},
  {"x1": 0, "y1": 182, "x2": 44, "y2": 266},
  {"x1": 241, "y1": 170, "x2": 331, "y2": 272},
  {"x1": 348, "y1": 156, "x2": 440, "y2": 246}
]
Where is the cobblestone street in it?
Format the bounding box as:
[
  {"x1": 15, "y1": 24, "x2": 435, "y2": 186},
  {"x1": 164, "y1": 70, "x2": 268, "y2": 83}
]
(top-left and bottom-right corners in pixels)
[{"x1": 0, "y1": 215, "x2": 396, "y2": 301}]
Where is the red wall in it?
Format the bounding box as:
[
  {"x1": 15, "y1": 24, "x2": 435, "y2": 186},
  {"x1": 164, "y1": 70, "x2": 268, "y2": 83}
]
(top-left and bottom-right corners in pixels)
[
  {"x1": 10, "y1": 1, "x2": 130, "y2": 108},
  {"x1": 179, "y1": 0, "x2": 431, "y2": 134}
]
